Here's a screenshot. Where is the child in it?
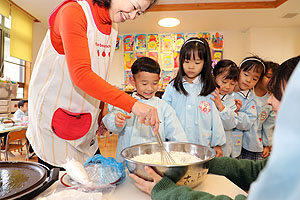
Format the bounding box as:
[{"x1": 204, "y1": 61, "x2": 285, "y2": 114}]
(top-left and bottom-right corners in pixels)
[
  {"x1": 210, "y1": 59, "x2": 239, "y2": 157},
  {"x1": 129, "y1": 55, "x2": 300, "y2": 200},
  {"x1": 253, "y1": 61, "x2": 279, "y2": 158},
  {"x1": 232, "y1": 56, "x2": 266, "y2": 160},
  {"x1": 13, "y1": 100, "x2": 28, "y2": 120},
  {"x1": 102, "y1": 57, "x2": 187, "y2": 161},
  {"x1": 162, "y1": 37, "x2": 225, "y2": 157}
]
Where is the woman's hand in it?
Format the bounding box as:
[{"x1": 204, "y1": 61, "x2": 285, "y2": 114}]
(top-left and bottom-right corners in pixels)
[
  {"x1": 115, "y1": 112, "x2": 131, "y2": 127},
  {"x1": 131, "y1": 101, "x2": 160, "y2": 134},
  {"x1": 129, "y1": 166, "x2": 162, "y2": 195},
  {"x1": 213, "y1": 146, "x2": 223, "y2": 157},
  {"x1": 210, "y1": 88, "x2": 225, "y2": 112}
]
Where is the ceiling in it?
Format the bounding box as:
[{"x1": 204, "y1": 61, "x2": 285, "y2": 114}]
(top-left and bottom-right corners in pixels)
[{"x1": 10, "y1": 0, "x2": 300, "y2": 33}]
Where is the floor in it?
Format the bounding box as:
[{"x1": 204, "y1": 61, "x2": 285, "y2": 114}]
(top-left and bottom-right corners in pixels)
[
  {"x1": 1, "y1": 133, "x2": 118, "y2": 162},
  {"x1": 97, "y1": 133, "x2": 118, "y2": 158}
]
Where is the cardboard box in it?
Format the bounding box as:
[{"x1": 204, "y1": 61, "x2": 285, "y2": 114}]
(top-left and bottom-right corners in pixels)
[{"x1": 0, "y1": 82, "x2": 18, "y2": 99}]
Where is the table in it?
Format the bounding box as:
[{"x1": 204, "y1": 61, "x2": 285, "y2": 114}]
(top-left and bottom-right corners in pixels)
[
  {"x1": 36, "y1": 172, "x2": 248, "y2": 199},
  {"x1": 0, "y1": 125, "x2": 27, "y2": 134}
]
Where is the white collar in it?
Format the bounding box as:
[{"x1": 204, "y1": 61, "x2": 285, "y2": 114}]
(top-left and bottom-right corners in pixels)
[
  {"x1": 182, "y1": 76, "x2": 201, "y2": 84},
  {"x1": 238, "y1": 89, "x2": 252, "y2": 99},
  {"x1": 17, "y1": 108, "x2": 25, "y2": 114},
  {"x1": 132, "y1": 92, "x2": 154, "y2": 101},
  {"x1": 220, "y1": 94, "x2": 227, "y2": 102}
]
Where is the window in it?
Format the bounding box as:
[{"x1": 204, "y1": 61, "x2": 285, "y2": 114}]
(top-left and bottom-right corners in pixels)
[
  {"x1": 4, "y1": 15, "x2": 11, "y2": 29},
  {"x1": 0, "y1": 14, "x2": 25, "y2": 98}
]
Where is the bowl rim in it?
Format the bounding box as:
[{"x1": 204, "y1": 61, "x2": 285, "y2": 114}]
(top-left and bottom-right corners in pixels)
[{"x1": 120, "y1": 141, "x2": 216, "y2": 167}]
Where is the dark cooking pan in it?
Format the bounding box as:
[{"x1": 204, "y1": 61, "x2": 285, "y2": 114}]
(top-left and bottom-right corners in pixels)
[{"x1": 0, "y1": 161, "x2": 59, "y2": 200}]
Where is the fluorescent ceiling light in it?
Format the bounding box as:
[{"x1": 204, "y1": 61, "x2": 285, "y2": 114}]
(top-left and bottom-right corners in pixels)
[{"x1": 158, "y1": 18, "x2": 180, "y2": 27}]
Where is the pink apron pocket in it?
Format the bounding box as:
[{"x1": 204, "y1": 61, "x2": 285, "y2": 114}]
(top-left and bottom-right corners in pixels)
[{"x1": 51, "y1": 108, "x2": 92, "y2": 140}]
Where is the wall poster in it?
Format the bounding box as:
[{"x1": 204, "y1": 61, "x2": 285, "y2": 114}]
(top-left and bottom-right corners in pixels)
[{"x1": 120, "y1": 32, "x2": 224, "y2": 90}]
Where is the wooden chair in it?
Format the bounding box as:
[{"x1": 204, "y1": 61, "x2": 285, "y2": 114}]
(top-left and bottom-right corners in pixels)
[{"x1": 0, "y1": 129, "x2": 29, "y2": 161}]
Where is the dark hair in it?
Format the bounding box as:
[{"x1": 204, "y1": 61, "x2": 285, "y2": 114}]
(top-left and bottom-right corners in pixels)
[
  {"x1": 93, "y1": 0, "x2": 158, "y2": 10},
  {"x1": 173, "y1": 37, "x2": 215, "y2": 96},
  {"x1": 267, "y1": 55, "x2": 300, "y2": 101},
  {"x1": 93, "y1": 0, "x2": 110, "y2": 8},
  {"x1": 18, "y1": 100, "x2": 28, "y2": 108},
  {"x1": 131, "y1": 57, "x2": 160, "y2": 75},
  {"x1": 213, "y1": 59, "x2": 239, "y2": 82},
  {"x1": 239, "y1": 56, "x2": 266, "y2": 83},
  {"x1": 265, "y1": 61, "x2": 279, "y2": 74}
]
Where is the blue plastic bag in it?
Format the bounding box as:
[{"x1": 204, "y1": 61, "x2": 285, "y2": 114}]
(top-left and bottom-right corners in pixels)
[{"x1": 84, "y1": 154, "x2": 126, "y2": 185}]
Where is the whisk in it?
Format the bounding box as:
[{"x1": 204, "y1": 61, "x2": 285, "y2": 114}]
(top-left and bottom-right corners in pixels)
[{"x1": 154, "y1": 131, "x2": 175, "y2": 165}]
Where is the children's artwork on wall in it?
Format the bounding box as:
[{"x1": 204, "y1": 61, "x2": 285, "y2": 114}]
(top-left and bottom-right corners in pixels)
[
  {"x1": 147, "y1": 34, "x2": 159, "y2": 51},
  {"x1": 161, "y1": 70, "x2": 173, "y2": 89},
  {"x1": 123, "y1": 34, "x2": 134, "y2": 52},
  {"x1": 124, "y1": 52, "x2": 134, "y2": 70},
  {"x1": 173, "y1": 33, "x2": 185, "y2": 51},
  {"x1": 199, "y1": 32, "x2": 211, "y2": 45},
  {"x1": 121, "y1": 32, "x2": 224, "y2": 89},
  {"x1": 185, "y1": 33, "x2": 198, "y2": 40},
  {"x1": 115, "y1": 35, "x2": 122, "y2": 51},
  {"x1": 160, "y1": 33, "x2": 173, "y2": 52},
  {"x1": 212, "y1": 50, "x2": 223, "y2": 61},
  {"x1": 124, "y1": 70, "x2": 132, "y2": 86},
  {"x1": 134, "y1": 34, "x2": 147, "y2": 51},
  {"x1": 135, "y1": 51, "x2": 146, "y2": 59},
  {"x1": 146, "y1": 52, "x2": 158, "y2": 62},
  {"x1": 212, "y1": 32, "x2": 224, "y2": 49},
  {"x1": 160, "y1": 52, "x2": 174, "y2": 71},
  {"x1": 173, "y1": 51, "x2": 180, "y2": 68}
]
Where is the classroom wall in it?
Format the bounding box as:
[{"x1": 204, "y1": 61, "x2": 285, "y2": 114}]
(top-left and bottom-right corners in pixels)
[
  {"x1": 107, "y1": 26, "x2": 300, "y2": 86},
  {"x1": 248, "y1": 27, "x2": 300, "y2": 63},
  {"x1": 31, "y1": 25, "x2": 300, "y2": 87},
  {"x1": 32, "y1": 23, "x2": 48, "y2": 68}
]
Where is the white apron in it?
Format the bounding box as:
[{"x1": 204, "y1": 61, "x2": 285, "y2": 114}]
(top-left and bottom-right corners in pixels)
[{"x1": 27, "y1": 0, "x2": 118, "y2": 167}]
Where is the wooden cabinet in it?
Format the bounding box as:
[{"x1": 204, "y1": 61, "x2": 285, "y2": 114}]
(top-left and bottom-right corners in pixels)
[
  {"x1": 10, "y1": 100, "x2": 19, "y2": 113},
  {"x1": 0, "y1": 82, "x2": 18, "y2": 118},
  {"x1": 0, "y1": 100, "x2": 11, "y2": 118}
]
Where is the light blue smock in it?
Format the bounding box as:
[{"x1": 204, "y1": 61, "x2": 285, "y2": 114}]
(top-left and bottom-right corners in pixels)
[
  {"x1": 231, "y1": 89, "x2": 258, "y2": 157},
  {"x1": 248, "y1": 63, "x2": 300, "y2": 200},
  {"x1": 255, "y1": 92, "x2": 276, "y2": 147},
  {"x1": 219, "y1": 94, "x2": 239, "y2": 157},
  {"x1": 102, "y1": 93, "x2": 188, "y2": 162},
  {"x1": 162, "y1": 78, "x2": 225, "y2": 148},
  {"x1": 13, "y1": 109, "x2": 28, "y2": 120}
]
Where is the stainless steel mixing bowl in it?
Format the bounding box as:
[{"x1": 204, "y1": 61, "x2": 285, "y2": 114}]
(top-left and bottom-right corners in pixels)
[{"x1": 121, "y1": 142, "x2": 216, "y2": 188}]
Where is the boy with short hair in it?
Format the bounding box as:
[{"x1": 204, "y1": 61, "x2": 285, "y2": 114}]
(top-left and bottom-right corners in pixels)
[
  {"x1": 103, "y1": 57, "x2": 187, "y2": 161},
  {"x1": 14, "y1": 100, "x2": 28, "y2": 120}
]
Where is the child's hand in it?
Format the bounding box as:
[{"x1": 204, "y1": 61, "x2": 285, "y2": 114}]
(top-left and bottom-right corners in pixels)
[
  {"x1": 129, "y1": 166, "x2": 162, "y2": 195},
  {"x1": 234, "y1": 99, "x2": 242, "y2": 112},
  {"x1": 262, "y1": 146, "x2": 271, "y2": 158},
  {"x1": 210, "y1": 88, "x2": 225, "y2": 112},
  {"x1": 115, "y1": 112, "x2": 131, "y2": 127},
  {"x1": 213, "y1": 146, "x2": 223, "y2": 157}
]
